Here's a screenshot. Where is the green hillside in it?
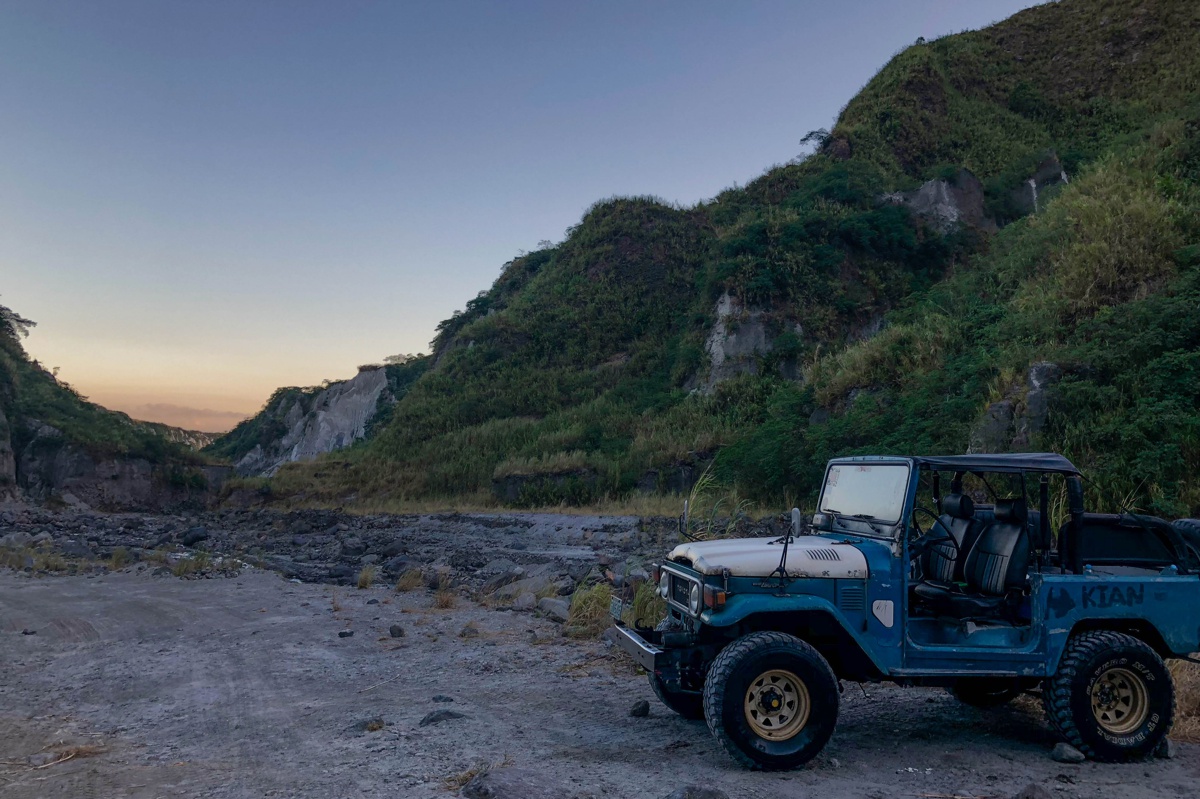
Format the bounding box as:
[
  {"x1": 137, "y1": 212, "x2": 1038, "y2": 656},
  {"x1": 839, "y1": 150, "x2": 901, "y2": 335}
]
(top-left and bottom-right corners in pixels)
[
  {"x1": 0, "y1": 302, "x2": 201, "y2": 474},
  {"x1": 254, "y1": 0, "x2": 1200, "y2": 516}
]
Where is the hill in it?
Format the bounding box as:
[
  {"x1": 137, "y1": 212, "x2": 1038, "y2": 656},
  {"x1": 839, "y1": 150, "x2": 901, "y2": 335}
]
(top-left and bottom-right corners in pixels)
[
  {"x1": 227, "y1": 0, "x2": 1200, "y2": 517},
  {"x1": 0, "y1": 303, "x2": 217, "y2": 508}
]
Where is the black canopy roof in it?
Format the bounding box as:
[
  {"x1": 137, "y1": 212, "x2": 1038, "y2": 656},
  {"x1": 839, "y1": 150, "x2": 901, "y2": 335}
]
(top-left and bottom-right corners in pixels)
[{"x1": 913, "y1": 453, "x2": 1080, "y2": 474}]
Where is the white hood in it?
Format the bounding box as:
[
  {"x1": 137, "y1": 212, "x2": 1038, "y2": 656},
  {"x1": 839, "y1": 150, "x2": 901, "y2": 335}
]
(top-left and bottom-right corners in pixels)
[{"x1": 669, "y1": 536, "x2": 868, "y2": 579}]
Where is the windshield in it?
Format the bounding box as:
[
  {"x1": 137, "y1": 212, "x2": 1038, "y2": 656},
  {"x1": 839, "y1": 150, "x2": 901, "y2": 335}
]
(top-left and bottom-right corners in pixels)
[{"x1": 819, "y1": 462, "x2": 911, "y2": 526}]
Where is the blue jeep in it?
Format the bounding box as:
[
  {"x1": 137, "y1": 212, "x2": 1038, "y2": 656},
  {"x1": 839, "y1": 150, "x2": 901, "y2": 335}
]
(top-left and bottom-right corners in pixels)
[{"x1": 610, "y1": 453, "x2": 1200, "y2": 770}]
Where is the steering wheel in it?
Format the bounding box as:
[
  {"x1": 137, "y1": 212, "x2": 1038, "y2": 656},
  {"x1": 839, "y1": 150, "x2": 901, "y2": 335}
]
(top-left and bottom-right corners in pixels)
[{"x1": 908, "y1": 506, "x2": 959, "y2": 560}]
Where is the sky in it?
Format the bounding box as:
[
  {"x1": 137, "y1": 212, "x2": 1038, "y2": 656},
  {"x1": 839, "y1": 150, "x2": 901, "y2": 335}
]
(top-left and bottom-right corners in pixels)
[{"x1": 1, "y1": 0, "x2": 1043, "y2": 432}]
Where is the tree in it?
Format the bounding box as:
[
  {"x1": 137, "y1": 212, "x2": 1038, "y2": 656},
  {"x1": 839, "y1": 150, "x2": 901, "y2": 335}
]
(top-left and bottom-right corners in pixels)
[{"x1": 0, "y1": 299, "x2": 36, "y2": 340}]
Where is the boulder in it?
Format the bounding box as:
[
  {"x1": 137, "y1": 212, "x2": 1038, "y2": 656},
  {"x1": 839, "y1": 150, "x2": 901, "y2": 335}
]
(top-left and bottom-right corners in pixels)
[
  {"x1": 537, "y1": 597, "x2": 571, "y2": 623},
  {"x1": 494, "y1": 574, "x2": 553, "y2": 601},
  {"x1": 480, "y1": 566, "x2": 525, "y2": 594},
  {"x1": 418, "y1": 709, "x2": 465, "y2": 727},
  {"x1": 182, "y1": 526, "x2": 208, "y2": 546},
  {"x1": 1050, "y1": 742, "x2": 1086, "y2": 763},
  {"x1": 460, "y1": 768, "x2": 569, "y2": 799},
  {"x1": 0, "y1": 531, "x2": 33, "y2": 549}
]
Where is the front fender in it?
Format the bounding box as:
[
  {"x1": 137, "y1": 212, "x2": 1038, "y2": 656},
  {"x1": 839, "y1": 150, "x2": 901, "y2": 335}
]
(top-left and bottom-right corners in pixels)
[{"x1": 701, "y1": 592, "x2": 891, "y2": 675}]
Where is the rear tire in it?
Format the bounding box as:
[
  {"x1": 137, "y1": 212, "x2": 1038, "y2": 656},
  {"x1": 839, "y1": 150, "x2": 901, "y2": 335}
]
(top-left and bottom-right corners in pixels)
[
  {"x1": 948, "y1": 678, "x2": 1024, "y2": 708},
  {"x1": 1043, "y1": 631, "x2": 1174, "y2": 761},
  {"x1": 702, "y1": 631, "x2": 838, "y2": 771},
  {"x1": 649, "y1": 673, "x2": 705, "y2": 720}
]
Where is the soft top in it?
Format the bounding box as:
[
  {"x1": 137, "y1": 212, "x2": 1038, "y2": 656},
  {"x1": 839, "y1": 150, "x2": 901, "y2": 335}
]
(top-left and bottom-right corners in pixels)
[{"x1": 913, "y1": 453, "x2": 1080, "y2": 474}]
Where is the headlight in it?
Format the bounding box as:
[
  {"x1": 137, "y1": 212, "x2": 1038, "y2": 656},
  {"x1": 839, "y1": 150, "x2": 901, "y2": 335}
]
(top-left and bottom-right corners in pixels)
[
  {"x1": 689, "y1": 582, "x2": 702, "y2": 614},
  {"x1": 658, "y1": 572, "x2": 670, "y2": 598}
]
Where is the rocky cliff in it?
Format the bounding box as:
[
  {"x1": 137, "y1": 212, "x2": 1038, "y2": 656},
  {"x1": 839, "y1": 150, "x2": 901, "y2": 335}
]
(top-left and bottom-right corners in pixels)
[{"x1": 218, "y1": 366, "x2": 410, "y2": 477}]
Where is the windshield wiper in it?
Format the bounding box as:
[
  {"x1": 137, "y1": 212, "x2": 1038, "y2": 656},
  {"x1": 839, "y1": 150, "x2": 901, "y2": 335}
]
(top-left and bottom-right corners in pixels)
[{"x1": 848, "y1": 513, "x2": 884, "y2": 535}]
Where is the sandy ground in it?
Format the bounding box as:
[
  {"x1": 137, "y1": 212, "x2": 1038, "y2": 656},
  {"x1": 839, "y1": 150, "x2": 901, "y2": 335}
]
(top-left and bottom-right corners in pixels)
[{"x1": 1, "y1": 568, "x2": 1198, "y2": 799}]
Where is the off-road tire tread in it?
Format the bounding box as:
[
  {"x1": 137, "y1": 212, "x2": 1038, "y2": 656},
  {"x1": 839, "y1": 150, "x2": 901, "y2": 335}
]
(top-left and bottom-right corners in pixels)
[
  {"x1": 703, "y1": 631, "x2": 836, "y2": 771},
  {"x1": 1042, "y1": 630, "x2": 1175, "y2": 762},
  {"x1": 649, "y1": 673, "x2": 705, "y2": 720}
]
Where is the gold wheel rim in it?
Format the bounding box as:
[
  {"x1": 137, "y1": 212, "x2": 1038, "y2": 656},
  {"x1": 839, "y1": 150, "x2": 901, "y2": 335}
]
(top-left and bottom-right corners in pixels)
[
  {"x1": 1091, "y1": 667, "x2": 1149, "y2": 735},
  {"x1": 743, "y1": 669, "x2": 810, "y2": 741}
]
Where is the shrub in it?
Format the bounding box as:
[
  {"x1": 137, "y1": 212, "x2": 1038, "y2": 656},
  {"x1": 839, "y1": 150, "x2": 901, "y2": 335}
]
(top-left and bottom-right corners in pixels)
[
  {"x1": 565, "y1": 583, "x2": 613, "y2": 638},
  {"x1": 395, "y1": 570, "x2": 424, "y2": 592}
]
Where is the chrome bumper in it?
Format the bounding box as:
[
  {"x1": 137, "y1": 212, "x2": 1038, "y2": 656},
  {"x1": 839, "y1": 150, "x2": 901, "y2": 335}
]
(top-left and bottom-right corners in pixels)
[{"x1": 610, "y1": 623, "x2": 663, "y2": 671}]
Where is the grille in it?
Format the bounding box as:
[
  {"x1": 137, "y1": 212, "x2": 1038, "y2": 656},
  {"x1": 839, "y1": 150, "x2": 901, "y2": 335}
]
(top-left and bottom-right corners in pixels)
[
  {"x1": 838, "y1": 584, "x2": 865, "y2": 613},
  {"x1": 805, "y1": 548, "x2": 842, "y2": 562},
  {"x1": 670, "y1": 575, "x2": 692, "y2": 606}
]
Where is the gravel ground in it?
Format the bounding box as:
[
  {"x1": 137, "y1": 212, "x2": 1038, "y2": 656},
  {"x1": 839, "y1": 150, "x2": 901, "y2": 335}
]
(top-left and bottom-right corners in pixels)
[{"x1": 2, "y1": 566, "x2": 1198, "y2": 799}]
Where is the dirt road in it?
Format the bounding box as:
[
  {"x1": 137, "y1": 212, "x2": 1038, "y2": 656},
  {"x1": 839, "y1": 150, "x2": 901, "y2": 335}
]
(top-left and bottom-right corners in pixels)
[{"x1": 2, "y1": 568, "x2": 1197, "y2": 799}]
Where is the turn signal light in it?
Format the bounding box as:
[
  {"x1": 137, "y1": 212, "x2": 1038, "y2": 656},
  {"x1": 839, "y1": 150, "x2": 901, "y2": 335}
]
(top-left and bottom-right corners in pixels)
[
  {"x1": 650, "y1": 563, "x2": 661, "y2": 584},
  {"x1": 703, "y1": 585, "x2": 726, "y2": 610}
]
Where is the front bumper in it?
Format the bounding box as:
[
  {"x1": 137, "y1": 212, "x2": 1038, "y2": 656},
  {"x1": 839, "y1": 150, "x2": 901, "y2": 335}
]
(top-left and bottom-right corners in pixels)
[{"x1": 610, "y1": 622, "x2": 663, "y2": 671}]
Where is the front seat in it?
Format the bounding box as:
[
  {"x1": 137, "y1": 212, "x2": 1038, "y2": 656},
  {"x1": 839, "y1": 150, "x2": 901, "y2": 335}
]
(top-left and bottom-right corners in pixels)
[
  {"x1": 949, "y1": 498, "x2": 1030, "y2": 616},
  {"x1": 916, "y1": 498, "x2": 1030, "y2": 618},
  {"x1": 922, "y1": 493, "x2": 980, "y2": 585}
]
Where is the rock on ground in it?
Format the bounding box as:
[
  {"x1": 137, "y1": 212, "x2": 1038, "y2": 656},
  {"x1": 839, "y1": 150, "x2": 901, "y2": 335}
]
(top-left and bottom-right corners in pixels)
[
  {"x1": 460, "y1": 767, "x2": 571, "y2": 799},
  {"x1": 537, "y1": 597, "x2": 570, "y2": 622},
  {"x1": 1050, "y1": 742, "x2": 1086, "y2": 763}
]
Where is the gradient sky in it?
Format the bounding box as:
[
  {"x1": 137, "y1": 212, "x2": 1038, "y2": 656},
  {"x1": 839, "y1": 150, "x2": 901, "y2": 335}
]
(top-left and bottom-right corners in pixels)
[{"x1": 2, "y1": 0, "x2": 1042, "y2": 432}]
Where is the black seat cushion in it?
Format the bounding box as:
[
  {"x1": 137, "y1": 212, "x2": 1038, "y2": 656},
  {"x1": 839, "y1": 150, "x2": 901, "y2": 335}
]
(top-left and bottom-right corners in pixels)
[
  {"x1": 924, "y1": 493, "x2": 977, "y2": 584},
  {"x1": 920, "y1": 498, "x2": 1030, "y2": 618},
  {"x1": 962, "y1": 498, "x2": 1029, "y2": 597}
]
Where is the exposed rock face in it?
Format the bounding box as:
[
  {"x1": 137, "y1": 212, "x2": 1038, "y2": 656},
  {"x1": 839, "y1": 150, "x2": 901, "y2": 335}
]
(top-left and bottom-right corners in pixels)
[
  {"x1": 1010, "y1": 153, "x2": 1070, "y2": 216},
  {"x1": 15, "y1": 420, "x2": 227, "y2": 511},
  {"x1": 700, "y1": 291, "x2": 772, "y2": 393},
  {"x1": 883, "y1": 168, "x2": 993, "y2": 234},
  {"x1": 969, "y1": 362, "x2": 1063, "y2": 453},
  {"x1": 0, "y1": 405, "x2": 16, "y2": 498},
  {"x1": 235, "y1": 368, "x2": 390, "y2": 476}
]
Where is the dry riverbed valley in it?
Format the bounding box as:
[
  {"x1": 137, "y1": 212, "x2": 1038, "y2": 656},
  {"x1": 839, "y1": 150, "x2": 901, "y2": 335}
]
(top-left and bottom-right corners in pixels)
[{"x1": 1, "y1": 505, "x2": 1197, "y2": 798}]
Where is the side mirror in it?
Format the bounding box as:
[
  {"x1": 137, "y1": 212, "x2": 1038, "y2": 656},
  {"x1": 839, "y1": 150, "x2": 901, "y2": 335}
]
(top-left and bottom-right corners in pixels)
[{"x1": 791, "y1": 508, "x2": 803, "y2": 538}]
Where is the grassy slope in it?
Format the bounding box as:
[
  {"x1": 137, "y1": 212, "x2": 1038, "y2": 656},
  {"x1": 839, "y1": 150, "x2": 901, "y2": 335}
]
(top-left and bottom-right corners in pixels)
[
  {"x1": 0, "y1": 318, "x2": 200, "y2": 465},
  {"x1": 261, "y1": 0, "x2": 1199, "y2": 515}
]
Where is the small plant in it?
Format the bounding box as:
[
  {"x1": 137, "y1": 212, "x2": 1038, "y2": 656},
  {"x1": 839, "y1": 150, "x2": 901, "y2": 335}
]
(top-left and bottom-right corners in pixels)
[
  {"x1": 624, "y1": 579, "x2": 667, "y2": 628},
  {"x1": 109, "y1": 547, "x2": 130, "y2": 570},
  {"x1": 395, "y1": 569, "x2": 423, "y2": 592},
  {"x1": 34, "y1": 551, "x2": 68, "y2": 572},
  {"x1": 434, "y1": 589, "x2": 457, "y2": 609},
  {"x1": 357, "y1": 564, "x2": 376, "y2": 589},
  {"x1": 331, "y1": 591, "x2": 343, "y2": 612},
  {"x1": 444, "y1": 762, "x2": 489, "y2": 789},
  {"x1": 565, "y1": 583, "x2": 613, "y2": 638}
]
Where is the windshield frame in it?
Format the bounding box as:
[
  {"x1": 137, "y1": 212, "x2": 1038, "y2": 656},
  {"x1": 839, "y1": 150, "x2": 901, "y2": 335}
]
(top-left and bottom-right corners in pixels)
[{"x1": 817, "y1": 458, "x2": 914, "y2": 537}]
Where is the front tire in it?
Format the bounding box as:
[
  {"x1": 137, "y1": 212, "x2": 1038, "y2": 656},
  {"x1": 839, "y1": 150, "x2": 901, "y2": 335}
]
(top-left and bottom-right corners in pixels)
[
  {"x1": 1043, "y1": 631, "x2": 1174, "y2": 761},
  {"x1": 649, "y1": 673, "x2": 705, "y2": 720},
  {"x1": 702, "y1": 631, "x2": 838, "y2": 770},
  {"x1": 949, "y1": 678, "x2": 1024, "y2": 708}
]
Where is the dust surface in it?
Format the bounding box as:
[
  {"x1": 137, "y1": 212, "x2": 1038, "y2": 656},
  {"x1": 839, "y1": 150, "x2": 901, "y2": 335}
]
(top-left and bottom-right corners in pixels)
[{"x1": 2, "y1": 568, "x2": 1197, "y2": 798}]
